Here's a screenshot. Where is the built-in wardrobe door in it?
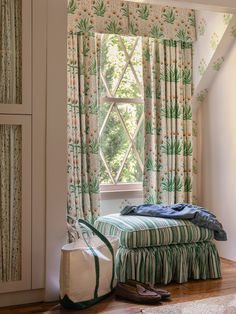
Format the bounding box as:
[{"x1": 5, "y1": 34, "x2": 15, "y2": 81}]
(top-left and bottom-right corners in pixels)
[
  {"x1": 0, "y1": 0, "x2": 31, "y2": 114},
  {"x1": 0, "y1": 0, "x2": 32, "y2": 293},
  {"x1": 0, "y1": 116, "x2": 31, "y2": 293}
]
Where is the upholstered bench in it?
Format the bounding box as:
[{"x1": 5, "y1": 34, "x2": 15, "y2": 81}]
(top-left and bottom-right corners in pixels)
[{"x1": 94, "y1": 214, "x2": 221, "y2": 285}]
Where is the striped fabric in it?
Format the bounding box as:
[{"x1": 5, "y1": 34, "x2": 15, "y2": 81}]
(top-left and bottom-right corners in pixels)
[
  {"x1": 116, "y1": 242, "x2": 221, "y2": 284},
  {"x1": 95, "y1": 214, "x2": 214, "y2": 249}
]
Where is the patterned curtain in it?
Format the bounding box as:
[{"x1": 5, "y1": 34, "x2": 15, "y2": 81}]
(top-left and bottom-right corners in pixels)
[
  {"x1": 0, "y1": 0, "x2": 22, "y2": 104},
  {"x1": 0, "y1": 125, "x2": 22, "y2": 282},
  {"x1": 67, "y1": 32, "x2": 100, "y2": 224},
  {"x1": 142, "y1": 38, "x2": 193, "y2": 204}
]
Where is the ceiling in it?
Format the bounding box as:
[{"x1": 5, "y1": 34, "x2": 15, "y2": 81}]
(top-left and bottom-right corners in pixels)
[{"x1": 130, "y1": 0, "x2": 236, "y2": 13}]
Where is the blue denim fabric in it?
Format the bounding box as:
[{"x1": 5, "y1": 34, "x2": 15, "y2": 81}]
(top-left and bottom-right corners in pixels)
[{"x1": 121, "y1": 203, "x2": 227, "y2": 241}]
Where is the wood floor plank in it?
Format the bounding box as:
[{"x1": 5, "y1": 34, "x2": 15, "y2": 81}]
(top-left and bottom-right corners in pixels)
[{"x1": 0, "y1": 258, "x2": 236, "y2": 314}]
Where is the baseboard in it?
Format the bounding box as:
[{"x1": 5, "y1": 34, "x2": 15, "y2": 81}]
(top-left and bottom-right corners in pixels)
[
  {"x1": 220, "y1": 257, "x2": 236, "y2": 263},
  {"x1": 0, "y1": 289, "x2": 44, "y2": 307}
]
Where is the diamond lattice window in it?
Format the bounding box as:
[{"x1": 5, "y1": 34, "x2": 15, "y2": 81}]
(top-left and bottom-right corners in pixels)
[{"x1": 99, "y1": 34, "x2": 144, "y2": 184}]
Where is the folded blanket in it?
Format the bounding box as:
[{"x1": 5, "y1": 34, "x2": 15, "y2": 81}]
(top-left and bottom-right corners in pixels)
[{"x1": 121, "y1": 203, "x2": 227, "y2": 241}]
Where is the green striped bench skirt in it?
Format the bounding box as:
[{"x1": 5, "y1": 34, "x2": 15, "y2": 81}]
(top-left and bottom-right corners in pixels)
[{"x1": 116, "y1": 242, "x2": 221, "y2": 284}]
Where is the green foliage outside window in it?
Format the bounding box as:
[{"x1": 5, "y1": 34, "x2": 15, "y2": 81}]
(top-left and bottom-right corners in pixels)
[{"x1": 99, "y1": 35, "x2": 144, "y2": 184}]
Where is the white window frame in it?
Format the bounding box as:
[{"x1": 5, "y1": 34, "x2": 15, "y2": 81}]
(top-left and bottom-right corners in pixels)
[{"x1": 99, "y1": 35, "x2": 144, "y2": 196}]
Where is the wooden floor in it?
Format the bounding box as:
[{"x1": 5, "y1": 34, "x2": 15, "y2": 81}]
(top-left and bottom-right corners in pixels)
[{"x1": 1, "y1": 258, "x2": 236, "y2": 314}]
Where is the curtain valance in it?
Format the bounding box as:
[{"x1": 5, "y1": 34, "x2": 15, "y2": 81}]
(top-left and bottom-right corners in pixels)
[{"x1": 68, "y1": 0, "x2": 196, "y2": 42}]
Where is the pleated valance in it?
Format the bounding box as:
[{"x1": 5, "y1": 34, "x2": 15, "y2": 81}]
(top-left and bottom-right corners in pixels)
[{"x1": 68, "y1": 0, "x2": 196, "y2": 42}]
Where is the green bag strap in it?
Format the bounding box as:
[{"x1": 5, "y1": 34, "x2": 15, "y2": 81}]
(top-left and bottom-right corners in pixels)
[
  {"x1": 78, "y1": 219, "x2": 115, "y2": 292},
  {"x1": 81, "y1": 236, "x2": 100, "y2": 299}
]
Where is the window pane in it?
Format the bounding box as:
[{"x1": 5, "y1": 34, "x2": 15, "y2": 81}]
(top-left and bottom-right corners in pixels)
[
  {"x1": 100, "y1": 34, "x2": 126, "y2": 96},
  {"x1": 130, "y1": 37, "x2": 143, "y2": 87},
  {"x1": 100, "y1": 108, "x2": 129, "y2": 181},
  {"x1": 119, "y1": 148, "x2": 143, "y2": 183},
  {"x1": 99, "y1": 102, "x2": 111, "y2": 129},
  {"x1": 115, "y1": 64, "x2": 141, "y2": 98},
  {"x1": 0, "y1": 0, "x2": 22, "y2": 104},
  {"x1": 100, "y1": 162, "x2": 111, "y2": 184},
  {"x1": 135, "y1": 119, "x2": 144, "y2": 162},
  {"x1": 99, "y1": 35, "x2": 144, "y2": 185},
  {"x1": 117, "y1": 103, "x2": 143, "y2": 137},
  {"x1": 121, "y1": 36, "x2": 137, "y2": 55}
]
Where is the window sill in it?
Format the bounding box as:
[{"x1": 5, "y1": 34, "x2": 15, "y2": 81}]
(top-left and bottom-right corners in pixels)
[{"x1": 100, "y1": 183, "x2": 143, "y2": 200}]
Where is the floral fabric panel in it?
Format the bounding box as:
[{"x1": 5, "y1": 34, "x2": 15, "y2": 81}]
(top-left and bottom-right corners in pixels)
[
  {"x1": 128, "y1": 3, "x2": 196, "y2": 42},
  {"x1": 68, "y1": 0, "x2": 129, "y2": 35},
  {"x1": 0, "y1": 0, "x2": 22, "y2": 104},
  {"x1": 67, "y1": 32, "x2": 100, "y2": 224},
  {"x1": 68, "y1": 0, "x2": 196, "y2": 42},
  {"x1": 142, "y1": 39, "x2": 193, "y2": 204},
  {"x1": 0, "y1": 125, "x2": 22, "y2": 282}
]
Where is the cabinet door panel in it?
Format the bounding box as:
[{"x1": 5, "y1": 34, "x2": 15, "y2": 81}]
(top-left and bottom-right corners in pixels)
[
  {"x1": 0, "y1": 115, "x2": 31, "y2": 293},
  {"x1": 0, "y1": 0, "x2": 31, "y2": 114}
]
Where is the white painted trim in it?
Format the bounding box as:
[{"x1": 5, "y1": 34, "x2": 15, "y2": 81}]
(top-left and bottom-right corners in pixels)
[
  {"x1": 101, "y1": 190, "x2": 143, "y2": 200},
  {"x1": 0, "y1": 0, "x2": 32, "y2": 114},
  {"x1": 45, "y1": 0, "x2": 67, "y2": 302},
  {"x1": 101, "y1": 97, "x2": 144, "y2": 104},
  {"x1": 31, "y1": 0, "x2": 47, "y2": 290},
  {"x1": 0, "y1": 289, "x2": 44, "y2": 308},
  {"x1": 100, "y1": 182, "x2": 143, "y2": 200},
  {"x1": 22, "y1": 0, "x2": 32, "y2": 113},
  {"x1": 0, "y1": 115, "x2": 31, "y2": 293},
  {"x1": 101, "y1": 182, "x2": 143, "y2": 192}
]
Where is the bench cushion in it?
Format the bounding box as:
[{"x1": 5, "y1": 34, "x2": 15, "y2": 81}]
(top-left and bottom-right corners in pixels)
[{"x1": 95, "y1": 214, "x2": 214, "y2": 249}]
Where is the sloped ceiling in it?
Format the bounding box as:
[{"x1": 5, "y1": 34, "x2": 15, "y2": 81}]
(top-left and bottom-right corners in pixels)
[
  {"x1": 132, "y1": 0, "x2": 236, "y2": 13},
  {"x1": 192, "y1": 11, "x2": 236, "y2": 109}
]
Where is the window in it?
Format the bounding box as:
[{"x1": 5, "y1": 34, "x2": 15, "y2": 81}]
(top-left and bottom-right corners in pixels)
[{"x1": 99, "y1": 34, "x2": 144, "y2": 190}]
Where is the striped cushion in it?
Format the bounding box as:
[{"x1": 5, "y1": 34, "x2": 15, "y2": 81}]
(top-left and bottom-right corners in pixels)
[{"x1": 95, "y1": 214, "x2": 214, "y2": 249}]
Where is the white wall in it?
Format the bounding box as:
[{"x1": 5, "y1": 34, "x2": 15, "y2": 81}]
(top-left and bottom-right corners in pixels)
[
  {"x1": 101, "y1": 197, "x2": 143, "y2": 215},
  {"x1": 200, "y1": 40, "x2": 236, "y2": 261}
]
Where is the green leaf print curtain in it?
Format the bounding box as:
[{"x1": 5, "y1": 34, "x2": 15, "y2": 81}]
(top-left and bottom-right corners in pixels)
[
  {"x1": 67, "y1": 31, "x2": 100, "y2": 224},
  {"x1": 142, "y1": 39, "x2": 193, "y2": 204}
]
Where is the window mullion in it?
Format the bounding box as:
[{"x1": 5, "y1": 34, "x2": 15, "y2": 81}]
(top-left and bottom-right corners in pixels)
[
  {"x1": 101, "y1": 97, "x2": 144, "y2": 104},
  {"x1": 132, "y1": 112, "x2": 144, "y2": 141},
  {"x1": 131, "y1": 113, "x2": 145, "y2": 172},
  {"x1": 99, "y1": 150, "x2": 116, "y2": 184},
  {"x1": 119, "y1": 37, "x2": 143, "y2": 93},
  {"x1": 115, "y1": 143, "x2": 132, "y2": 182},
  {"x1": 113, "y1": 36, "x2": 138, "y2": 97},
  {"x1": 100, "y1": 72, "x2": 113, "y2": 97},
  {"x1": 99, "y1": 102, "x2": 114, "y2": 137},
  {"x1": 115, "y1": 105, "x2": 133, "y2": 145},
  {"x1": 133, "y1": 145, "x2": 144, "y2": 172},
  {"x1": 113, "y1": 53, "x2": 132, "y2": 96},
  {"x1": 115, "y1": 104, "x2": 143, "y2": 174}
]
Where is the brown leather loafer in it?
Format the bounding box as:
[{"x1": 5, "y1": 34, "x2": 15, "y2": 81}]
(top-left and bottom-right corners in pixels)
[
  {"x1": 115, "y1": 282, "x2": 162, "y2": 304},
  {"x1": 126, "y1": 279, "x2": 171, "y2": 299}
]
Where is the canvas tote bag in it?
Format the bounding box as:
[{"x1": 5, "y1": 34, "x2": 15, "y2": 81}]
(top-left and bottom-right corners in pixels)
[{"x1": 60, "y1": 219, "x2": 119, "y2": 309}]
